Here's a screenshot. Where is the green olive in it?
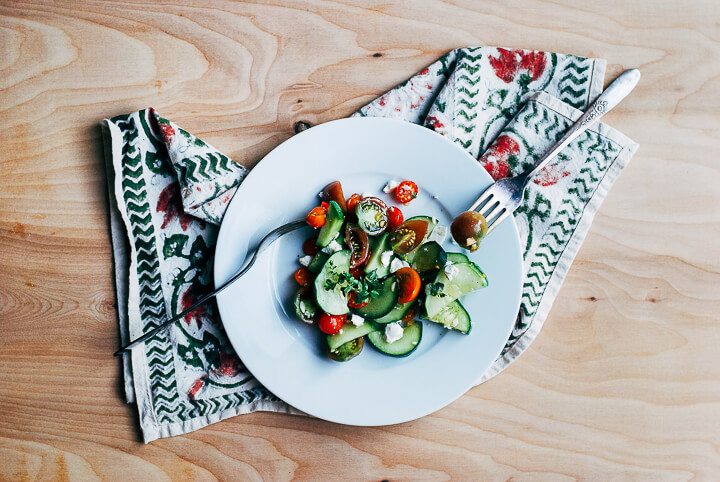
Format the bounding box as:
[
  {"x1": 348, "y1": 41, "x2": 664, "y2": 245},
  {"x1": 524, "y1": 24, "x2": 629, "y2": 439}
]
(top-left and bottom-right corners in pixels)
[
  {"x1": 328, "y1": 337, "x2": 364, "y2": 362},
  {"x1": 450, "y1": 211, "x2": 488, "y2": 252}
]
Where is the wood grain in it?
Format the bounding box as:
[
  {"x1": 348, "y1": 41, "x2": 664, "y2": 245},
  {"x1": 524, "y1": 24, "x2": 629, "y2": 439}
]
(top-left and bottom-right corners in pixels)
[{"x1": 1, "y1": 0, "x2": 719, "y2": 479}]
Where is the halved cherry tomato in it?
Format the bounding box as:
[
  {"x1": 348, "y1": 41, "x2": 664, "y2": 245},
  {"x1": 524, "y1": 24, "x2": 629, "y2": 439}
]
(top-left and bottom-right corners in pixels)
[
  {"x1": 345, "y1": 224, "x2": 370, "y2": 269},
  {"x1": 349, "y1": 265, "x2": 364, "y2": 279},
  {"x1": 347, "y1": 290, "x2": 368, "y2": 309},
  {"x1": 306, "y1": 205, "x2": 327, "y2": 228},
  {"x1": 401, "y1": 304, "x2": 418, "y2": 322},
  {"x1": 318, "y1": 313, "x2": 346, "y2": 334},
  {"x1": 395, "y1": 267, "x2": 421, "y2": 303},
  {"x1": 302, "y1": 237, "x2": 320, "y2": 256},
  {"x1": 346, "y1": 193, "x2": 362, "y2": 214},
  {"x1": 320, "y1": 201, "x2": 329, "y2": 210},
  {"x1": 389, "y1": 219, "x2": 429, "y2": 254},
  {"x1": 387, "y1": 206, "x2": 404, "y2": 231},
  {"x1": 320, "y1": 181, "x2": 347, "y2": 213},
  {"x1": 395, "y1": 180, "x2": 418, "y2": 205},
  {"x1": 294, "y1": 267, "x2": 314, "y2": 287}
]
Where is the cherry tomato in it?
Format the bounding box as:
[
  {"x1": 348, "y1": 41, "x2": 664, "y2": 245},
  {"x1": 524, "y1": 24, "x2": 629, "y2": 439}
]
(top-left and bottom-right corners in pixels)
[
  {"x1": 306, "y1": 205, "x2": 327, "y2": 228},
  {"x1": 347, "y1": 290, "x2": 368, "y2": 309},
  {"x1": 387, "y1": 206, "x2": 404, "y2": 231},
  {"x1": 450, "y1": 211, "x2": 488, "y2": 252},
  {"x1": 318, "y1": 313, "x2": 346, "y2": 334},
  {"x1": 395, "y1": 181, "x2": 418, "y2": 205},
  {"x1": 320, "y1": 201, "x2": 329, "y2": 210},
  {"x1": 401, "y1": 304, "x2": 418, "y2": 322},
  {"x1": 395, "y1": 267, "x2": 421, "y2": 303},
  {"x1": 294, "y1": 267, "x2": 314, "y2": 287},
  {"x1": 389, "y1": 219, "x2": 429, "y2": 254},
  {"x1": 345, "y1": 224, "x2": 370, "y2": 269},
  {"x1": 355, "y1": 197, "x2": 389, "y2": 235},
  {"x1": 346, "y1": 193, "x2": 362, "y2": 214},
  {"x1": 349, "y1": 265, "x2": 364, "y2": 279},
  {"x1": 302, "y1": 237, "x2": 320, "y2": 256},
  {"x1": 320, "y1": 181, "x2": 347, "y2": 213}
]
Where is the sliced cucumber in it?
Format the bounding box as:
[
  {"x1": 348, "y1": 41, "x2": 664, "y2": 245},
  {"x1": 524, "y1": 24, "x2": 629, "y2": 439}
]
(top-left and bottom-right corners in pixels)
[
  {"x1": 372, "y1": 301, "x2": 414, "y2": 325},
  {"x1": 307, "y1": 252, "x2": 329, "y2": 274},
  {"x1": 355, "y1": 276, "x2": 398, "y2": 319},
  {"x1": 446, "y1": 252, "x2": 470, "y2": 265},
  {"x1": 410, "y1": 241, "x2": 447, "y2": 275},
  {"x1": 424, "y1": 300, "x2": 471, "y2": 334},
  {"x1": 364, "y1": 232, "x2": 391, "y2": 278},
  {"x1": 367, "y1": 321, "x2": 422, "y2": 357},
  {"x1": 327, "y1": 321, "x2": 376, "y2": 351},
  {"x1": 316, "y1": 201, "x2": 344, "y2": 247},
  {"x1": 425, "y1": 262, "x2": 488, "y2": 318},
  {"x1": 313, "y1": 250, "x2": 351, "y2": 315},
  {"x1": 294, "y1": 287, "x2": 318, "y2": 323}
]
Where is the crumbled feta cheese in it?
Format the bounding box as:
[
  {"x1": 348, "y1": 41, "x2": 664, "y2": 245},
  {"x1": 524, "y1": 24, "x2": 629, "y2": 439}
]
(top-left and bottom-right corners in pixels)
[
  {"x1": 390, "y1": 257, "x2": 410, "y2": 273},
  {"x1": 382, "y1": 180, "x2": 400, "y2": 193},
  {"x1": 444, "y1": 261, "x2": 459, "y2": 280},
  {"x1": 384, "y1": 322, "x2": 404, "y2": 344},
  {"x1": 350, "y1": 314, "x2": 365, "y2": 327},
  {"x1": 338, "y1": 329, "x2": 343, "y2": 334},
  {"x1": 380, "y1": 250, "x2": 394, "y2": 267},
  {"x1": 362, "y1": 192, "x2": 374, "y2": 199},
  {"x1": 321, "y1": 239, "x2": 342, "y2": 254},
  {"x1": 427, "y1": 225, "x2": 448, "y2": 245},
  {"x1": 431, "y1": 216, "x2": 439, "y2": 225},
  {"x1": 298, "y1": 255, "x2": 313, "y2": 267}
]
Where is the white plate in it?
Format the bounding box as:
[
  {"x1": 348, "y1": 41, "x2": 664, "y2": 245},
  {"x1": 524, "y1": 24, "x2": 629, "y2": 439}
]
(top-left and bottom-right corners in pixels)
[{"x1": 214, "y1": 118, "x2": 523, "y2": 425}]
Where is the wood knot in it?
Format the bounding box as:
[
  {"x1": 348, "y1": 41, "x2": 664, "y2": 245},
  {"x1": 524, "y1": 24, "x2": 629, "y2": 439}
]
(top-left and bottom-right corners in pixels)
[
  {"x1": 373, "y1": 52, "x2": 383, "y2": 57},
  {"x1": 587, "y1": 296, "x2": 598, "y2": 302},
  {"x1": 294, "y1": 121, "x2": 312, "y2": 134}
]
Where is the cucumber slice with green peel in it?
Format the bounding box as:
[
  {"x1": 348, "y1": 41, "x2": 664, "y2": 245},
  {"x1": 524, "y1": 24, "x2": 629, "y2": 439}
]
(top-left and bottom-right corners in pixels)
[
  {"x1": 410, "y1": 241, "x2": 447, "y2": 275},
  {"x1": 294, "y1": 287, "x2": 319, "y2": 323},
  {"x1": 424, "y1": 300, "x2": 471, "y2": 334},
  {"x1": 424, "y1": 262, "x2": 488, "y2": 318},
  {"x1": 316, "y1": 201, "x2": 344, "y2": 247},
  {"x1": 307, "y1": 252, "x2": 329, "y2": 274},
  {"x1": 355, "y1": 276, "x2": 399, "y2": 319},
  {"x1": 372, "y1": 301, "x2": 415, "y2": 325},
  {"x1": 364, "y1": 232, "x2": 391, "y2": 278},
  {"x1": 328, "y1": 337, "x2": 364, "y2": 362},
  {"x1": 313, "y1": 250, "x2": 351, "y2": 315},
  {"x1": 446, "y1": 252, "x2": 470, "y2": 265},
  {"x1": 367, "y1": 321, "x2": 422, "y2": 357},
  {"x1": 327, "y1": 321, "x2": 377, "y2": 351}
]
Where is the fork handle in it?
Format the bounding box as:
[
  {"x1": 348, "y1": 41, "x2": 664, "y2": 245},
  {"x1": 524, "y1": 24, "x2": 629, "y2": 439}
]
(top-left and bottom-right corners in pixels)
[{"x1": 523, "y1": 69, "x2": 641, "y2": 183}]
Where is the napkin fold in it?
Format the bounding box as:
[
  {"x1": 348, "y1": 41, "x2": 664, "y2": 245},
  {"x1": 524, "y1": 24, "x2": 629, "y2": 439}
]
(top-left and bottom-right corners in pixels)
[{"x1": 103, "y1": 47, "x2": 638, "y2": 442}]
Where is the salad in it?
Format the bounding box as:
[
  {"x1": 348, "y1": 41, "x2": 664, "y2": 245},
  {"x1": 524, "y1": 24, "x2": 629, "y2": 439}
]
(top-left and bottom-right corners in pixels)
[{"x1": 292, "y1": 180, "x2": 488, "y2": 362}]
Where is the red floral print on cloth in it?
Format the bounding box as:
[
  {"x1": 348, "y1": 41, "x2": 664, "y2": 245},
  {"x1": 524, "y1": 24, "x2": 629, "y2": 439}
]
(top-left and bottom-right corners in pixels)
[
  {"x1": 156, "y1": 183, "x2": 203, "y2": 231},
  {"x1": 478, "y1": 135, "x2": 520, "y2": 181},
  {"x1": 187, "y1": 375, "x2": 207, "y2": 400},
  {"x1": 533, "y1": 162, "x2": 571, "y2": 186},
  {"x1": 212, "y1": 352, "x2": 242, "y2": 378},
  {"x1": 180, "y1": 285, "x2": 209, "y2": 327},
  {"x1": 489, "y1": 48, "x2": 547, "y2": 84},
  {"x1": 426, "y1": 116, "x2": 444, "y2": 131},
  {"x1": 149, "y1": 107, "x2": 176, "y2": 143}
]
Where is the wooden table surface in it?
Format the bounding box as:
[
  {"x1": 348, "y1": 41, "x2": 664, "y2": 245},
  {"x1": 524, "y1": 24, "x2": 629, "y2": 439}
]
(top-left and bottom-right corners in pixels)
[{"x1": 2, "y1": 0, "x2": 719, "y2": 479}]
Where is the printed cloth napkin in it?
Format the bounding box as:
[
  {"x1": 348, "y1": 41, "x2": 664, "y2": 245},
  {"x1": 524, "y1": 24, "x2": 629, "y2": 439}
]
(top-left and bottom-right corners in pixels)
[{"x1": 103, "y1": 47, "x2": 638, "y2": 442}]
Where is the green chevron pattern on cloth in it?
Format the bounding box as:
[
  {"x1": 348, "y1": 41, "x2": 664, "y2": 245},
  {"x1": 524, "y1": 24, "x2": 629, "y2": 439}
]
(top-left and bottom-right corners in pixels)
[{"x1": 103, "y1": 47, "x2": 637, "y2": 442}]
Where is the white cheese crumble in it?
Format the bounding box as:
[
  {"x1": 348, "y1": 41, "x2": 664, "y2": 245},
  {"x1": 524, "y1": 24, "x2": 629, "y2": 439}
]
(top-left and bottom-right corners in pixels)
[
  {"x1": 380, "y1": 250, "x2": 394, "y2": 267},
  {"x1": 338, "y1": 329, "x2": 343, "y2": 334},
  {"x1": 444, "y1": 261, "x2": 459, "y2": 280},
  {"x1": 361, "y1": 192, "x2": 374, "y2": 199},
  {"x1": 321, "y1": 239, "x2": 342, "y2": 254},
  {"x1": 390, "y1": 257, "x2": 410, "y2": 273},
  {"x1": 384, "y1": 322, "x2": 404, "y2": 344},
  {"x1": 431, "y1": 216, "x2": 439, "y2": 225},
  {"x1": 298, "y1": 255, "x2": 313, "y2": 267},
  {"x1": 427, "y1": 225, "x2": 447, "y2": 245},
  {"x1": 382, "y1": 180, "x2": 400, "y2": 193},
  {"x1": 350, "y1": 314, "x2": 365, "y2": 327}
]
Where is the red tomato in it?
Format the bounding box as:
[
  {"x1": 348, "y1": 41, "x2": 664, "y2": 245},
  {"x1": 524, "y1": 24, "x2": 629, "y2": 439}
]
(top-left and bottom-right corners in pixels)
[
  {"x1": 346, "y1": 193, "x2": 362, "y2": 214},
  {"x1": 320, "y1": 181, "x2": 347, "y2": 213},
  {"x1": 306, "y1": 206, "x2": 327, "y2": 228},
  {"x1": 395, "y1": 181, "x2": 418, "y2": 205},
  {"x1": 320, "y1": 201, "x2": 329, "y2": 210},
  {"x1": 349, "y1": 265, "x2": 364, "y2": 279},
  {"x1": 395, "y1": 267, "x2": 421, "y2": 303},
  {"x1": 294, "y1": 267, "x2": 313, "y2": 287},
  {"x1": 389, "y1": 219, "x2": 429, "y2": 254},
  {"x1": 387, "y1": 206, "x2": 404, "y2": 231},
  {"x1": 345, "y1": 224, "x2": 370, "y2": 269},
  {"x1": 347, "y1": 291, "x2": 368, "y2": 309},
  {"x1": 401, "y1": 304, "x2": 418, "y2": 322},
  {"x1": 302, "y1": 237, "x2": 320, "y2": 256},
  {"x1": 318, "y1": 313, "x2": 346, "y2": 334}
]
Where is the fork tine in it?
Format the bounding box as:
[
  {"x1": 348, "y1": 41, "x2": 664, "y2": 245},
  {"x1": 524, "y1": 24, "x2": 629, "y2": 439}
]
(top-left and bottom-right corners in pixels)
[
  {"x1": 486, "y1": 209, "x2": 511, "y2": 235},
  {"x1": 479, "y1": 198, "x2": 501, "y2": 221},
  {"x1": 469, "y1": 190, "x2": 494, "y2": 212}
]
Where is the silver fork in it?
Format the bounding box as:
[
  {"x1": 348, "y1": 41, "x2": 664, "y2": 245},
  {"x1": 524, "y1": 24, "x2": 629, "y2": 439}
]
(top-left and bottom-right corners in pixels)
[
  {"x1": 469, "y1": 68, "x2": 641, "y2": 235},
  {"x1": 114, "y1": 219, "x2": 306, "y2": 355}
]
